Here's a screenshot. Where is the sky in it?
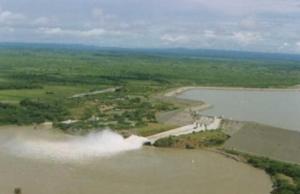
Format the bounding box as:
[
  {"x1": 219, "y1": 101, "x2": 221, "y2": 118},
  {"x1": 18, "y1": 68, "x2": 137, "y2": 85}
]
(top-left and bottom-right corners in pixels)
[{"x1": 0, "y1": 0, "x2": 300, "y2": 53}]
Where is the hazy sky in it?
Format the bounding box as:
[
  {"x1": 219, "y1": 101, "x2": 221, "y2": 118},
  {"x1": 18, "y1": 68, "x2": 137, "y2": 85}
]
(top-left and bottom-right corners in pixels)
[{"x1": 1, "y1": 0, "x2": 300, "y2": 53}]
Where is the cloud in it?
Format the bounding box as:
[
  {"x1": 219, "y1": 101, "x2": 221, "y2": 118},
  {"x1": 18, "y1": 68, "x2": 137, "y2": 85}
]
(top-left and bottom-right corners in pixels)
[
  {"x1": 160, "y1": 34, "x2": 190, "y2": 44},
  {"x1": 0, "y1": 9, "x2": 25, "y2": 25},
  {"x1": 0, "y1": 26, "x2": 14, "y2": 33},
  {"x1": 203, "y1": 30, "x2": 216, "y2": 38},
  {"x1": 32, "y1": 17, "x2": 50, "y2": 26},
  {"x1": 1, "y1": 1, "x2": 300, "y2": 53},
  {"x1": 92, "y1": 8, "x2": 104, "y2": 18},
  {"x1": 185, "y1": 0, "x2": 300, "y2": 16},
  {"x1": 239, "y1": 18, "x2": 259, "y2": 30},
  {"x1": 232, "y1": 31, "x2": 262, "y2": 45},
  {"x1": 40, "y1": 27, "x2": 105, "y2": 37},
  {"x1": 0, "y1": 7, "x2": 51, "y2": 28},
  {"x1": 295, "y1": 42, "x2": 300, "y2": 52},
  {"x1": 92, "y1": 8, "x2": 116, "y2": 21},
  {"x1": 39, "y1": 27, "x2": 124, "y2": 38}
]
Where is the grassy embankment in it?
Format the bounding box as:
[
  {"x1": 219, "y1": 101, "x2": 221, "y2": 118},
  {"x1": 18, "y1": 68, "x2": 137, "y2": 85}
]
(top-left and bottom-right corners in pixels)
[
  {"x1": 153, "y1": 129, "x2": 230, "y2": 148},
  {"x1": 1, "y1": 46, "x2": 300, "y2": 135}
]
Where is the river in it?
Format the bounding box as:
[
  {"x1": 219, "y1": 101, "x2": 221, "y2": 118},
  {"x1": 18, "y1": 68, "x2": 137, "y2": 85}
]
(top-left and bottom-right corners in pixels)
[
  {"x1": 0, "y1": 126, "x2": 271, "y2": 194},
  {"x1": 178, "y1": 88, "x2": 300, "y2": 131}
]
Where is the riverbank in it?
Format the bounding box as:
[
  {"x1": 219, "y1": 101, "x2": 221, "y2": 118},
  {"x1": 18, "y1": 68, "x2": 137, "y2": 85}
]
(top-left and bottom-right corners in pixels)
[
  {"x1": 155, "y1": 88, "x2": 212, "y2": 127},
  {"x1": 156, "y1": 102, "x2": 212, "y2": 126},
  {"x1": 164, "y1": 85, "x2": 300, "y2": 98}
]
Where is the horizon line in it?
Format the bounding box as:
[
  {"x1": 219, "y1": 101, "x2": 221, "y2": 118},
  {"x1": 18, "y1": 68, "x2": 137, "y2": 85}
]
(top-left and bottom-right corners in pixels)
[{"x1": 1, "y1": 41, "x2": 300, "y2": 57}]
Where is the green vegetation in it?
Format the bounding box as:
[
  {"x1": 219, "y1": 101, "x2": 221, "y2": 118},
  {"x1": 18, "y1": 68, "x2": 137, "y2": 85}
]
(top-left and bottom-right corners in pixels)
[
  {"x1": 225, "y1": 150, "x2": 300, "y2": 194},
  {"x1": 0, "y1": 99, "x2": 68, "y2": 125},
  {"x1": 248, "y1": 157, "x2": 300, "y2": 194},
  {"x1": 1, "y1": 45, "x2": 300, "y2": 134},
  {"x1": 153, "y1": 129, "x2": 230, "y2": 148}
]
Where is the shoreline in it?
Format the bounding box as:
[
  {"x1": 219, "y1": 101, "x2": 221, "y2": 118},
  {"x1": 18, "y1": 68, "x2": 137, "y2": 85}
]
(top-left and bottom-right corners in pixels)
[{"x1": 164, "y1": 85, "x2": 300, "y2": 97}]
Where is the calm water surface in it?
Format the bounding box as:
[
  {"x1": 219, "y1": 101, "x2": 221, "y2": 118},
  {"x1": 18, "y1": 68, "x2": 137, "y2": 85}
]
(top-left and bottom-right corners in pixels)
[{"x1": 178, "y1": 88, "x2": 300, "y2": 131}]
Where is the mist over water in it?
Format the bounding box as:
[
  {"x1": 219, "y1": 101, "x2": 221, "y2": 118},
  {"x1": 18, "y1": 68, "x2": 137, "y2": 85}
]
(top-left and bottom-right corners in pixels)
[{"x1": 1, "y1": 129, "x2": 148, "y2": 162}]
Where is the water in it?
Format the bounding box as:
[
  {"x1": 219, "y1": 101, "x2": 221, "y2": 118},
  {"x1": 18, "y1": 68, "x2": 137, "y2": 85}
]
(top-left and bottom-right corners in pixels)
[
  {"x1": 0, "y1": 126, "x2": 271, "y2": 194},
  {"x1": 178, "y1": 88, "x2": 300, "y2": 131}
]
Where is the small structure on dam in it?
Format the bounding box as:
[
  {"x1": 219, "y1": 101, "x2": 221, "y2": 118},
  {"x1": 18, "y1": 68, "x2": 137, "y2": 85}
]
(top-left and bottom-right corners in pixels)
[
  {"x1": 194, "y1": 116, "x2": 219, "y2": 130},
  {"x1": 190, "y1": 109, "x2": 220, "y2": 130}
]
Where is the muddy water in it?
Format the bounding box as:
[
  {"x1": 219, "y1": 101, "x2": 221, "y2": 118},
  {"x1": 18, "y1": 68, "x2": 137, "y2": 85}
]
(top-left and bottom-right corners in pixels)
[
  {"x1": 178, "y1": 88, "x2": 300, "y2": 131},
  {"x1": 0, "y1": 127, "x2": 271, "y2": 194}
]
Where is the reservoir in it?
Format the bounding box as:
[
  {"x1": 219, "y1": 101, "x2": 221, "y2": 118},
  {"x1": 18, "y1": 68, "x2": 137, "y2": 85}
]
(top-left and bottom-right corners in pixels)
[
  {"x1": 178, "y1": 88, "x2": 300, "y2": 131},
  {"x1": 0, "y1": 126, "x2": 271, "y2": 194}
]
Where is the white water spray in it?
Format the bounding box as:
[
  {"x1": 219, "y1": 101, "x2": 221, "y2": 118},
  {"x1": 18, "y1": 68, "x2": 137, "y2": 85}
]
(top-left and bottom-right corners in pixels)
[{"x1": 2, "y1": 129, "x2": 148, "y2": 162}]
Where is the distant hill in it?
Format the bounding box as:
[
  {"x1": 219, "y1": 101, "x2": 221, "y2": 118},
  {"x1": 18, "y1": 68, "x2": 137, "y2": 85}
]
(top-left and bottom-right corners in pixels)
[{"x1": 1, "y1": 42, "x2": 300, "y2": 62}]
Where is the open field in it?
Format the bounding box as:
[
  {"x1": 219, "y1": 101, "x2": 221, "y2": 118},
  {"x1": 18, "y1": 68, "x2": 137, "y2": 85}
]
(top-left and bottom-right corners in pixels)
[{"x1": 0, "y1": 85, "x2": 91, "y2": 103}]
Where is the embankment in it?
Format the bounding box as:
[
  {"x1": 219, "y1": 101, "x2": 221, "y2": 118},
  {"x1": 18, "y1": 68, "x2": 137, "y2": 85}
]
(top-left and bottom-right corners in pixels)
[{"x1": 221, "y1": 120, "x2": 300, "y2": 164}]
